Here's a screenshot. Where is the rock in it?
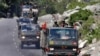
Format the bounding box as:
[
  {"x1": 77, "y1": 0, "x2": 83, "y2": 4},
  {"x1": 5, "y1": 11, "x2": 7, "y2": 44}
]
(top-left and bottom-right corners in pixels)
[
  {"x1": 82, "y1": 54, "x2": 91, "y2": 56},
  {"x1": 79, "y1": 50, "x2": 88, "y2": 56},
  {"x1": 92, "y1": 38, "x2": 97, "y2": 44},
  {"x1": 79, "y1": 40, "x2": 88, "y2": 48},
  {"x1": 90, "y1": 47, "x2": 95, "y2": 51}
]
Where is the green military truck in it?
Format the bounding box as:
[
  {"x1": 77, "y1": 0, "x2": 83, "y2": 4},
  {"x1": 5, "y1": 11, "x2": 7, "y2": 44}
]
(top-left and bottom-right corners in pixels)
[{"x1": 41, "y1": 27, "x2": 80, "y2": 56}]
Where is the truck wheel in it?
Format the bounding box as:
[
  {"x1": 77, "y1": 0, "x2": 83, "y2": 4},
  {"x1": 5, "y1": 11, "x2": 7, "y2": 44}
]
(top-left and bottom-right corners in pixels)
[{"x1": 20, "y1": 42, "x2": 24, "y2": 49}]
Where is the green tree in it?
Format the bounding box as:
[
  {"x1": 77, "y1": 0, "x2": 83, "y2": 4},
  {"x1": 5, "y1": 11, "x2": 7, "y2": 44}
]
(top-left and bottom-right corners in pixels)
[
  {"x1": 46, "y1": 5, "x2": 57, "y2": 14},
  {"x1": 0, "y1": 0, "x2": 8, "y2": 11}
]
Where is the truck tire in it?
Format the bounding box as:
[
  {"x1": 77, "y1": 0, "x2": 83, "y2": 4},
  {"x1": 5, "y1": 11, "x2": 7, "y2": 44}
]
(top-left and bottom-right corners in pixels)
[
  {"x1": 20, "y1": 42, "x2": 24, "y2": 49},
  {"x1": 20, "y1": 44, "x2": 23, "y2": 49}
]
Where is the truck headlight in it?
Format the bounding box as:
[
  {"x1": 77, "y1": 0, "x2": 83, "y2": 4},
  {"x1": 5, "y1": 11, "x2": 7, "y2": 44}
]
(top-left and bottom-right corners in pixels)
[
  {"x1": 22, "y1": 36, "x2": 25, "y2": 39},
  {"x1": 50, "y1": 48, "x2": 54, "y2": 51},
  {"x1": 49, "y1": 41, "x2": 54, "y2": 45},
  {"x1": 36, "y1": 36, "x2": 40, "y2": 39},
  {"x1": 73, "y1": 48, "x2": 77, "y2": 51}
]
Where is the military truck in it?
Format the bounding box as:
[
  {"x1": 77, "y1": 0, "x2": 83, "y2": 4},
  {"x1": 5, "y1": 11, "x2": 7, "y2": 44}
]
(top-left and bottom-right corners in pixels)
[
  {"x1": 21, "y1": 3, "x2": 39, "y2": 24},
  {"x1": 41, "y1": 27, "x2": 80, "y2": 56},
  {"x1": 19, "y1": 24, "x2": 41, "y2": 49},
  {"x1": 21, "y1": 5, "x2": 32, "y2": 17}
]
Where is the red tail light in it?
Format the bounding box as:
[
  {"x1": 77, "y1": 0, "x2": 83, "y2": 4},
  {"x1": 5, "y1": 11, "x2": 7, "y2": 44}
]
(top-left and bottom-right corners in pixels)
[
  {"x1": 68, "y1": 53, "x2": 71, "y2": 56},
  {"x1": 44, "y1": 48, "x2": 50, "y2": 52}
]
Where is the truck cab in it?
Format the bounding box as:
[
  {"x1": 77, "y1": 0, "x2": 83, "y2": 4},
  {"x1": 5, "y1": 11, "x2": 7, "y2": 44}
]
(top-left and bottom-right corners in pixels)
[
  {"x1": 42, "y1": 27, "x2": 79, "y2": 56},
  {"x1": 17, "y1": 17, "x2": 31, "y2": 30},
  {"x1": 19, "y1": 24, "x2": 41, "y2": 49}
]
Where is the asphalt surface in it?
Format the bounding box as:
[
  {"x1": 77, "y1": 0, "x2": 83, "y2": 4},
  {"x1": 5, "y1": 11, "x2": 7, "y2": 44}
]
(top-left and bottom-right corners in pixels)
[{"x1": 0, "y1": 19, "x2": 42, "y2": 56}]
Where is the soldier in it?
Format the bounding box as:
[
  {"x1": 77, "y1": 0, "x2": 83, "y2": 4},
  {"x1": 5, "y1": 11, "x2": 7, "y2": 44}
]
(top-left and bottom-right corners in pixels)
[
  {"x1": 53, "y1": 21, "x2": 59, "y2": 27},
  {"x1": 59, "y1": 20, "x2": 68, "y2": 27},
  {"x1": 32, "y1": 3, "x2": 39, "y2": 24},
  {"x1": 29, "y1": 8, "x2": 33, "y2": 18}
]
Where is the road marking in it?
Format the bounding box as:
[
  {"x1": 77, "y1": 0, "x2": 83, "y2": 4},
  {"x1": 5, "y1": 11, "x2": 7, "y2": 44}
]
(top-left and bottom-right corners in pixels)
[
  {"x1": 12, "y1": 32, "x2": 25, "y2": 56},
  {"x1": 16, "y1": 48, "x2": 19, "y2": 51},
  {"x1": 13, "y1": 38, "x2": 18, "y2": 49},
  {"x1": 13, "y1": 32, "x2": 15, "y2": 34},
  {"x1": 15, "y1": 45, "x2": 18, "y2": 48},
  {"x1": 19, "y1": 52, "x2": 25, "y2": 56},
  {"x1": 19, "y1": 52, "x2": 22, "y2": 55},
  {"x1": 16, "y1": 25, "x2": 17, "y2": 28},
  {"x1": 14, "y1": 42, "x2": 17, "y2": 45},
  {"x1": 13, "y1": 38, "x2": 15, "y2": 41},
  {"x1": 14, "y1": 29, "x2": 17, "y2": 31}
]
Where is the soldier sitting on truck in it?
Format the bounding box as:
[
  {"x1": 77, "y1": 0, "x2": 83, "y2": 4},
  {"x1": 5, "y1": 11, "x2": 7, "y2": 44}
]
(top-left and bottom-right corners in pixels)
[
  {"x1": 59, "y1": 20, "x2": 68, "y2": 27},
  {"x1": 29, "y1": 8, "x2": 33, "y2": 18},
  {"x1": 53, "y1": 21, "x2": 59, "y2": 27},
  {"x1": 32, "y1": 4, "x2": 39, "y2": 24}
]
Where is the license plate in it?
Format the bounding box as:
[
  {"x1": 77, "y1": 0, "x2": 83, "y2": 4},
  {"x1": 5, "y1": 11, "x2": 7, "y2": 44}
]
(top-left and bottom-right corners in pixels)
[
  {"x1": 24, "y1": 44, "x2": 28, "y2": 47},
  {"x1": 29, "y1": 44, "x2": 36, "y2": 47}
]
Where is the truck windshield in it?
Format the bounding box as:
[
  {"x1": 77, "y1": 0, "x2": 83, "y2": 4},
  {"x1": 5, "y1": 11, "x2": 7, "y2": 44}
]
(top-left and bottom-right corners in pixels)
[
  {"x1": 19, "y1": 18, "x2": 30, "y2": 23},
  {"x1": 22, "y1": 5, "x2": 31, "y2": 9},
  {"x1": 49, "y1": 29, "x2": 77, "y2": 40},
  {"x1": 21, "y1": 25, "x2": 32, "y2": 31},
  {"x1": 21, "y1": 25, "x2": 40, "y2": 35},
  {"x1": 23, "y1": 12, "x2": 29, "y2": 17}
]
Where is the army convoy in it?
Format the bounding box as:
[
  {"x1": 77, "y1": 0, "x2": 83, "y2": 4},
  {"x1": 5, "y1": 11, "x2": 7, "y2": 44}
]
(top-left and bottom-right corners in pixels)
[
  {"x1": 17, "y1": 2, "x2": 80, "y2": 56},
  {"x1": 17, "y1": 3, "x2": 41, "y2": 49}
]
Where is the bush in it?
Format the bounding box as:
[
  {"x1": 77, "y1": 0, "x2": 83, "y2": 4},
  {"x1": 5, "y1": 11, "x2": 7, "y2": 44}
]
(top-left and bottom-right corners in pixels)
[
  {"x1": 0, "y1": 3, "x2": 8, "y2": 10},
  {"x1": 69, "y1": 9, "x2": 92, "y2": 25},
  {"x1": 80, "y1": 16, "x2": 94, "y2": 37},
  {"x1": 67, "y1": 2, "x2": 87, "y2": 10},
  {"x1": 46, "y1": 5, "x2": 57, "y2": 14},
  {"x1": 80, "y1": 16, "x2": 100, "y2": 43}
]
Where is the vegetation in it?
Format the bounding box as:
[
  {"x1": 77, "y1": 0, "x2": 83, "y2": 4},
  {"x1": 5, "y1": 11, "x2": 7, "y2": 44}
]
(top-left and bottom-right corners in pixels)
[
  {"x1": 69, "y1": 9, "x2": 92, "y2": 25},
  {"x1": 79, "y1": 16, "x2": 100, "y2": 43},
  {"x1": 80, "y1": 16, "x2": 94, "y2": 38},
  {"x1": 0, "y1": 0, "x2": 99, "y2": 16},
  {"x1": 69, "y1": 9, "x2": 100, "y2": 43},
  {"x1": 0, "y1": 0, "x2": 8, "y2": 11},
  {"x1": 67, "y1": 0, "x2": 100, "y2": 10},
  {"x1": 38, "y1": 0, "x2": 100, "y2": 16},
  {"x1": 46, "y1": 5, "x2": 57, "y2": 14},
  {"x1": 67, "y1": 2, "x2": 87, "y2": 9},
  {"x1": 37, "y1": 0, "x2": 69, "y2": 15}
]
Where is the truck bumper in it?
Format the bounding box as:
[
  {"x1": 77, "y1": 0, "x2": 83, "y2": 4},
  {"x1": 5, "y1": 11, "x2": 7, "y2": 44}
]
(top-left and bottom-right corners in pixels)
[
  {"x1": 21, "y1": 40, "x2": 39, "y2": 44},
  {"x1": 46, "y1": 51, "x2": 77, "y2": 56},
  {"x1": 21, "y1": 40, "x2": 40, "y2": 49}
]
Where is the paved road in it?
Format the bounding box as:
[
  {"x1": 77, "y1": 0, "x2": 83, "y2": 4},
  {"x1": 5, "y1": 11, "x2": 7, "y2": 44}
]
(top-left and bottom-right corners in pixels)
[{"x1": 0, "y1": 19, "x2": 42, "y2": 56}]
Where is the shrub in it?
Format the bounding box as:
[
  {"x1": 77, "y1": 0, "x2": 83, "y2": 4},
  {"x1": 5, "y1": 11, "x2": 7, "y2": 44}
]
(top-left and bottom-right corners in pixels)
[{"x1": 69, "y1": 9, "x2": 92, "y2": 25}]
